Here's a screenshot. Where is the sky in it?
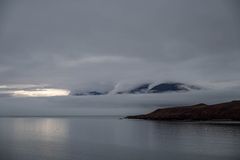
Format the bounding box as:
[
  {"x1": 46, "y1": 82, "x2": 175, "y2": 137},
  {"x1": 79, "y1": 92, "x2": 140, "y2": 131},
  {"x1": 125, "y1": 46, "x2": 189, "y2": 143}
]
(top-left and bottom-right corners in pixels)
[{"x1": 0, "y1": 0, "x2": 240, "y2": 95}]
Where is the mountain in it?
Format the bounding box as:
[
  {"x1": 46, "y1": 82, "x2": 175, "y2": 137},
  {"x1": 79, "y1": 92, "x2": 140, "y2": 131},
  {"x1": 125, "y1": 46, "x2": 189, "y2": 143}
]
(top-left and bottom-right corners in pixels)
[
  {"x1": 71, "y1": 91, "x2": 105, "y2": 96},
  {"x1": 148, "y1": 83, "x2": 188, "y2": 93},
  {"x1": 116, "y1": 83, "x2": 150, "y2": 94},
  {"x1": 126, "y1": 100, "x2": 240, "y2": 121},
  {"x1": 117, "y1": 82, "x2": 200, "y2": 94},
  {"x1": 71, "y1": 82, "x2": 201, "y2": 96}
]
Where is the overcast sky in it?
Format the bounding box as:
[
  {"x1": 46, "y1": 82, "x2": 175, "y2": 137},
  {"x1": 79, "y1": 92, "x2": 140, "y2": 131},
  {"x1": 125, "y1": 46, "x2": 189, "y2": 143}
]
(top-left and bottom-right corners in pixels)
[{"x1": 0, "y1": 0, "x2": 240, "y2": 92}]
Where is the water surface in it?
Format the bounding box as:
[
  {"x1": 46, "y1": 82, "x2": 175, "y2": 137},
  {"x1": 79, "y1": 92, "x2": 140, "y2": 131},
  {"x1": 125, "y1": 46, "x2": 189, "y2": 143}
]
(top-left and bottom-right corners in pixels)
[{"x1": 0, "y1": 117, "x2": 240, "y2": 160}]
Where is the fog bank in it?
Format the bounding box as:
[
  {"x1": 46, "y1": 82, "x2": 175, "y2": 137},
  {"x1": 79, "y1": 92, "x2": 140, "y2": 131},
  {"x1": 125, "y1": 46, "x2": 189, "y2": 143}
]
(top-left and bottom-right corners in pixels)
[{"x1": 1, "y1": 87, "x2": 240, "y2": 116}]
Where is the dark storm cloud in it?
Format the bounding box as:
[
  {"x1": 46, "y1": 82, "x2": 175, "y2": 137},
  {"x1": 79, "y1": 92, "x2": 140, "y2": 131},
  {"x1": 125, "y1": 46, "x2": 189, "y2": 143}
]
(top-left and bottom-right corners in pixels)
[{"x1": 0, "y1": 0, "x2": 240, "y2": 90}]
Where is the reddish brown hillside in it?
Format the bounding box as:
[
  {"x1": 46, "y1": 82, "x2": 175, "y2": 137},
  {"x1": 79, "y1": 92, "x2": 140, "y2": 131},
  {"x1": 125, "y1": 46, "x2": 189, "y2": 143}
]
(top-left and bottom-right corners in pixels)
[{"x1": 127, "y1": 101, "x2": 240, "y2": 121}]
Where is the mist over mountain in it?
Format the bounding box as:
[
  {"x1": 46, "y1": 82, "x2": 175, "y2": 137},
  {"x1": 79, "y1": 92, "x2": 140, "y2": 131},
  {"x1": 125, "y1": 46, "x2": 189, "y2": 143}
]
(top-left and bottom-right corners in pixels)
[
  {"x1": 71, "y1": 82, "x2": 201, "y2": 96},
  {"x1": 71, "y1": 91, "x2": 106, "y2": 96}
]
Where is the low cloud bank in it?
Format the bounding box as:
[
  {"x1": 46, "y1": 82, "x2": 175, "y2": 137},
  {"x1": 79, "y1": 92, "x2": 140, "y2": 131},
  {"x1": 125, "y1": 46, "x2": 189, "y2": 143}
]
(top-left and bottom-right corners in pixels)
[{"x1": 1, "y1": 87, "x2": 240, "y2": 116}]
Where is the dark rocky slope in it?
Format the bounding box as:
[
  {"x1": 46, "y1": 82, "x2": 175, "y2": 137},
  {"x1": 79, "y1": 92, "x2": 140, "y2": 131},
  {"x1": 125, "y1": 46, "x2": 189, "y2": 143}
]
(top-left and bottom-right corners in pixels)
[{"x1": 126, "y1": 101, "x2": 240, "y2": 121}]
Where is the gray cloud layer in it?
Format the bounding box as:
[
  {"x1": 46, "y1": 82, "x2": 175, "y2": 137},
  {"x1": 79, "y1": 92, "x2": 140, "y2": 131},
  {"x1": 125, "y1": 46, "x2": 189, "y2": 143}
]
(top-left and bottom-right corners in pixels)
[
  {"x1": 1, "y1": 86, "x2": 240, "y2": 116},
  {"x1": 0, "y1": 0, "x2": 240, "y2": 91}
]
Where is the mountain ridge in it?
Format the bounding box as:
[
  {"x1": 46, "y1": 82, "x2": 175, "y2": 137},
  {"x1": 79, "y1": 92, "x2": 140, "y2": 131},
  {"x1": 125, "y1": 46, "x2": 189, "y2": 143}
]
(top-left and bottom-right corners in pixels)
[{"x1": 71, "y1": 82, "x2": 201, "y2": 96}]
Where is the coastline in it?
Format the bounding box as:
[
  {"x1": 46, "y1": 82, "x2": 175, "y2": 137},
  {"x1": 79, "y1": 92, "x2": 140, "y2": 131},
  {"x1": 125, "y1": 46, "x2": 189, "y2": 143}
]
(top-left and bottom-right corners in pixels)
[{"x1": 126, "y1": 100, "x2": 240, "y2": 122}]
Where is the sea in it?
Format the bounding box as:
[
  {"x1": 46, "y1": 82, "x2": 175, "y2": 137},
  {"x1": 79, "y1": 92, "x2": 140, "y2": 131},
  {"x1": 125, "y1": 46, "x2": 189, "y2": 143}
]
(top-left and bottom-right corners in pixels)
[{"x1": 0, "y1": 94, "x2": 240, "y2": 160}]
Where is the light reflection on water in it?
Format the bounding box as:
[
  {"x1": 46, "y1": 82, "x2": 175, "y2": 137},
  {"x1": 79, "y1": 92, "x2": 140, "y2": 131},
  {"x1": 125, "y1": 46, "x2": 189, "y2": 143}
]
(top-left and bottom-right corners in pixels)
[
  {"x1": 11, "y1": 118, "x2": 69, "y2": 141},
  {"x1": 0, "y1": 117, "x2": 240, "y2": 160},
  {"x1": 0, "y1": 118, "x2": 70, "y2": 160}
]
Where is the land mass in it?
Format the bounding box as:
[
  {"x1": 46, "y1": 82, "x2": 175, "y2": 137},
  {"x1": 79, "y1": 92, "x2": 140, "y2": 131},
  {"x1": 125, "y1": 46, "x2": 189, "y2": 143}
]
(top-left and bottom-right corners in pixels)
[
  {"x1": 126, "y1": 100, "x2": 240, "y2": 121},
  {"x1": 71, "y1": 82, "x2": 201, "y2": 96}
]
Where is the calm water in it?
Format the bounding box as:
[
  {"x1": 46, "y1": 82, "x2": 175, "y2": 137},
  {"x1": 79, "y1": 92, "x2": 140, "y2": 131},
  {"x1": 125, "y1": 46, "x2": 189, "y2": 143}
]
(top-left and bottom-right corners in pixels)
[{"x1": 0, "y1": 117, "x2": 240, "y2": 160}]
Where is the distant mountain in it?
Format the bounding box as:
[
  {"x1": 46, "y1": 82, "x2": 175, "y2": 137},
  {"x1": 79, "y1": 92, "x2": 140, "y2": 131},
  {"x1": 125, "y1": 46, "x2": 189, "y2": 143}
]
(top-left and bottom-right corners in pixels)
[
  {"x1": 71, "y1": 82, "x2": 201, "y2": 96},
  {"x1": 117, "y1": 82, "x2": 200, "y2": 94},
  {"x1": 116, "y1": 83, "x2": 150, "y2": 94},
  {"x1": 71, "y1": 91, "x2": 105, "y2": 96},
  {"x1": 148, "y1": 82, "x2": 200, "y2": 93},
  {"x1": 129, "y1": 83, "x2": 150, "y2": 93},
  {"x1": 126, "y1": 100, "x2": 240, "y2": 121}
]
